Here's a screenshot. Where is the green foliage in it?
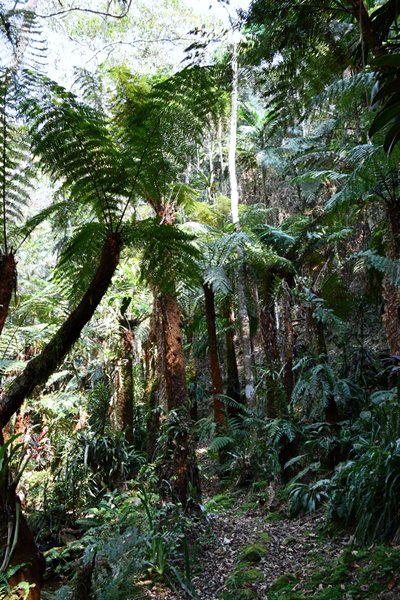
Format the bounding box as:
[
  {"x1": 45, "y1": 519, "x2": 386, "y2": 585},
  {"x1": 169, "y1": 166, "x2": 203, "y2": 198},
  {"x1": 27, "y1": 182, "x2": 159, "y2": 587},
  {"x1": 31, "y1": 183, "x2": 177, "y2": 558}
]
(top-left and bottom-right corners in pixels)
[
  {"x1": 0, "y1": 69, "x2": 34, "y2": 252},
  {"x1": 288, "y1": 479, "x2": 330, "y2": 516},
  {"x1": 328, "y1": 398, "x2": 400, "y2": 544},
  {"x1": 292, "y1": 359, "x2": 355, "y2": 421},
  {"x1": 125, "y1": 218, "x2": 201, "y2": 293}
]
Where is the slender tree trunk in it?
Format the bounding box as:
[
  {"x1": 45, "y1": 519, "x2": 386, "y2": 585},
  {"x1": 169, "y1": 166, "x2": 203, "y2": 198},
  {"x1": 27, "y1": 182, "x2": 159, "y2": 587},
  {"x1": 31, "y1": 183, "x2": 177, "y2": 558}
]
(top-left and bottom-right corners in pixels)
[
  {"x1": 276, "y1": 281, "x2": 295, "y2": 403},
  {"x1": 203, "y1": 283, "x2": 225, "y2": 428},
  {"x1": 0, "y1": 252, "x2": 16, "y2": 335},
  {"x1": 228, "y1": 39, "x2": 255, "y2": 407},
  {"x1": 217, "y1": 118, "x2": 226, "y2": 194},
  {"x1": 112, "y1": 321, "x2": 134, "y2": 444},
  {"x1": 383, "y1": 199, "x2": 400, "y2": 354},
  {"x1": 0, "y1": 233, "x2": 122, "y2": 429},
  {"x1": 0, "y1": 499, "x2": 42, "y2": 600},
  {"x1": 351, "y1": 0, "x2": 382, "y2": 56},
  {"x1": 222, "y1": 299, "x2": 241, "y2": 415},
  {"x1": 144, "y1": 310, "x2": 160, "y2": 460}
]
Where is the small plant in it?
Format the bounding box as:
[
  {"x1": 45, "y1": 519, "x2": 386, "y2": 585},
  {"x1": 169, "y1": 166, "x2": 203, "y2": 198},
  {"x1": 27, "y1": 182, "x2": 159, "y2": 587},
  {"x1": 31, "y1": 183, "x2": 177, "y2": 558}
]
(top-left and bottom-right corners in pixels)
[
  {"x1": 0, "y1": 565, "x2": 35, "y2": 600},
  {"x1": 288, "y1": 479, "x2": 330, "y2": 516}
]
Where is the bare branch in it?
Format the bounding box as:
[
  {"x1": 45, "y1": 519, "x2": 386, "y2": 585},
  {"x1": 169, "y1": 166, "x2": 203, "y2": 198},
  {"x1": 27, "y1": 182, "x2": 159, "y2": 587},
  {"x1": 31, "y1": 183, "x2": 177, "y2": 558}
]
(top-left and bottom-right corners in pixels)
[{"x1": 34, "y1": 1, "x2": 132, "y2": 20}]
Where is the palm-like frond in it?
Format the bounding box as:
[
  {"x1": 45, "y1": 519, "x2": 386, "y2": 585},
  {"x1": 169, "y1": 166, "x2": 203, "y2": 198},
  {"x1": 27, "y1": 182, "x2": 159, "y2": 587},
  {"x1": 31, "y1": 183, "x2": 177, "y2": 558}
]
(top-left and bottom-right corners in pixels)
[
  {"x1": 0, "y1": 69, "x2": 33, "y2": 251},
  {"x1": 325, "y1": 143, "x2": 399, "y2": 212},
  {"x1": 26, "y1": 77, "x2": 127, "y2": 229},
  {"x1": 112, "y1": 65, "x2": 226, "y2": 207},
  {"x1": 124, "y1": 218, "x2": 201, "y2": 294},
  {"x1": 53, "y1": 221, "x2": 108, "y2": 306}
]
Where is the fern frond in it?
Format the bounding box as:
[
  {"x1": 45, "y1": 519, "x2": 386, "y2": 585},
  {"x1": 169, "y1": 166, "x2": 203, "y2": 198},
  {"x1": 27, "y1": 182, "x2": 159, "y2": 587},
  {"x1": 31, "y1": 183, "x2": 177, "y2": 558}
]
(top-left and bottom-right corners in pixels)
[
  {"x1": 26, "y1": 78, "x2": 127, "y2": 227},
  {"x1": 124, "y1": 218, "x2": 201, "y2": 293},
  {"x1": 0, "y1": 69, "x2": 33, "y2": 251},
  {"x1": 53, "y1": 222, "x2": 107, "y2": 305},
  {"x1": 356, "y1": 250, "x2": 400, "y2": 288}
]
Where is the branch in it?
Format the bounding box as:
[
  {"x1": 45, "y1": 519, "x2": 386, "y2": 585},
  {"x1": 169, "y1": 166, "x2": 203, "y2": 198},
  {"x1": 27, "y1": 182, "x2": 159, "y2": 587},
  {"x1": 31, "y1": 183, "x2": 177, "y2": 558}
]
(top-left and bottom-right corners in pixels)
[{"x1": 34, "y1": 1, "x2": 132, "y2": 20}]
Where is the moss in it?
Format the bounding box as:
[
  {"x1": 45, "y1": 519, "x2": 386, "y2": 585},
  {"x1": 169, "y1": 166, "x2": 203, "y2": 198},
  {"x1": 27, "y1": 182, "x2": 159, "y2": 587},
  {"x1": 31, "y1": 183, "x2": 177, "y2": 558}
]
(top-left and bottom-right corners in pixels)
[
  {"x1": 264, "y1": 510, "x2": 284, "y2": 522},
  {"x1": 221, "y1": 567, "x2": 264, "y2": 600},
  {"x1": 269, "y1": 573, "x2": 298, "y2": 592},
  {"x1": 259, "y1": 532, "x2": 271, "y2": 545},
  {"x1": 205, "y1": 493, "x2": 236, "y2": 512},
  {"x1": 239, "y1": 543, "x2": 268, "y2": 563},
  {"x1": 239, "y1": 501, "x2": 258, "y2": 513}
]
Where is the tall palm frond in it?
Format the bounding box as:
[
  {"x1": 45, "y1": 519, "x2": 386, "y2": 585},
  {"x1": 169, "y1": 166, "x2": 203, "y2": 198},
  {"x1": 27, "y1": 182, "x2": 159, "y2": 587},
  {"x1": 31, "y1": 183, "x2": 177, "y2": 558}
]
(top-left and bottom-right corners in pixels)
[{"x1": 26, "y1": 76, "x2": 127, "y2": 230}]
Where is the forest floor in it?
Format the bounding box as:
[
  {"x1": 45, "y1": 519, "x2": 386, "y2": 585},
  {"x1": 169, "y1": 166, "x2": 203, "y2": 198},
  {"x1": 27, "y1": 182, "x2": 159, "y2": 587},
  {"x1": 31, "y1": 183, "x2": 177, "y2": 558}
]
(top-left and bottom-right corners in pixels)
[
  {"x1": 40, "y1": 447, "x2": 400, "y2": 600},
  {"x1": 144, "y1": 449, "x2": 400, "y2": 600}
]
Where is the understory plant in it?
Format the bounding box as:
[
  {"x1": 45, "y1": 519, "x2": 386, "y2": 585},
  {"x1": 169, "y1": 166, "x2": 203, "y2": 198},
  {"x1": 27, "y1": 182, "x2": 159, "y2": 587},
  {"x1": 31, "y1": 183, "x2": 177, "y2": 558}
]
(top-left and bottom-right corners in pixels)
[{"x1": 328, "y1": 394, "x2": 400, "y2": 543}]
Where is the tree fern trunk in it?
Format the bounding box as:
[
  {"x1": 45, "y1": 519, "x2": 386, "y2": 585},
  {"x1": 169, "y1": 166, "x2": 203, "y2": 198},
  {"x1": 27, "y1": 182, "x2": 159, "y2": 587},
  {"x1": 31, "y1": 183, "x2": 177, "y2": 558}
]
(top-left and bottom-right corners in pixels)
[
  {"x1": 222, "y1": 299, "x2": 241, "y2": 415},
  {"x1": 155, "y1": 292, "x2": 200, "y2": 506},
  {"x1": 112, "y1": 322, "x2": 134, "y2": 444},
  {"x1": 0, "y1": 231, "x2": 122, "y2": 429},
  {"x1": 203, "y1": 283, "x2": 225, "y2": 429},
  {"x1": 0, "y1": 252, "x2": 16, "y2": 335},
  {"x1": 383, "y1": 200, "x2": 400, "y2": 354}
]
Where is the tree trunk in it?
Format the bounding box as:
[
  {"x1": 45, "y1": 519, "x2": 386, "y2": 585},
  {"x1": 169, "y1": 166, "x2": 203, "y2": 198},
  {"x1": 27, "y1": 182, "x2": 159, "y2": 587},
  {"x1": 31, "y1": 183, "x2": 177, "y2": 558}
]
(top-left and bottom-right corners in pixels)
[
  {"x1": 276, "y1": 281, "x2": 295, "y2": 403},
  {"x1": 203, "y1": 283, "x2": 225, "y2": 428},
  {"x1": 222, "y1": 299, "x2": 241, "y2": 415},
  {"x1": 0, "y1": 252, "x2": 16, "y2": 335},
  {"x1": 351, "y1": 0, "x2": 382, "y2": 56},
  {"x1": 228, "y1": 39, "x2": 256, "y2": 407},
  {"x1": 112, "y1": 322, "x2": 134, "y2": 444},
  {"x1": 383, "y1": 199, "x2": 400, "y2": 354},
  {"x1": 0, "y1": 232, "x2": 122, "y2": 429},
  {"x1": 155, "y1": 292, "x2": 200, "y2": 506},
  {"x1": 0, "y1": 232, "x2": 121, "y2": 598},
  {"x1": 254, "y1": 276, "x2": 286, "y2": 418}
]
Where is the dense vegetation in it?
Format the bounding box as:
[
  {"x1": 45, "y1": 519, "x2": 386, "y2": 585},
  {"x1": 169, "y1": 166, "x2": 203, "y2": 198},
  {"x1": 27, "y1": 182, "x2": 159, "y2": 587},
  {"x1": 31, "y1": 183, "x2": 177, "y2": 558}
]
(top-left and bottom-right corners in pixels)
[{"x1": 1, "y1": 1, "x2": 400, "y2": 598}]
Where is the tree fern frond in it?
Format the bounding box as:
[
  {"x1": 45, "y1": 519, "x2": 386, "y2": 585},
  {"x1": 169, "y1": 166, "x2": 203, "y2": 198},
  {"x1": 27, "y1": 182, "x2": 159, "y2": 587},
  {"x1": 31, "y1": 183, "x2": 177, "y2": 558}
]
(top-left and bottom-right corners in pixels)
[
  {"x1": 26, "y1": 79, "x2": 126, "y2": 227},
  {"x1": 356, "y1": 250, "x2": 400, "y2": 288},
  {"x1": 124, "y1": 218, "x2": 201, "y2": 293},
  {"x1": 0, "y1": 70, "x2": 34, "y2": 252},
  {"x1": 311, "y1": 71, "x2": 374, "y2": 110},
  {"x1": 203, "y1": 265, "x2": 232, "y2": 295},
  {"x1": 53, "y1": 222, "x2": 107, "y2": 305}
]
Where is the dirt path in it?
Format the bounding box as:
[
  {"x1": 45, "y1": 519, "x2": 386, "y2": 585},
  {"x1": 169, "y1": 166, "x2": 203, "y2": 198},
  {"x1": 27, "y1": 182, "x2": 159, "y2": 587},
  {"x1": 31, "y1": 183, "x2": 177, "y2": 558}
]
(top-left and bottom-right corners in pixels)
[
  {"x1": 159, "y1": 451, "x2": 345, "y2": 599},
  {"x1": 188, "y1": 503, "x2": 343, "y2": 599}
]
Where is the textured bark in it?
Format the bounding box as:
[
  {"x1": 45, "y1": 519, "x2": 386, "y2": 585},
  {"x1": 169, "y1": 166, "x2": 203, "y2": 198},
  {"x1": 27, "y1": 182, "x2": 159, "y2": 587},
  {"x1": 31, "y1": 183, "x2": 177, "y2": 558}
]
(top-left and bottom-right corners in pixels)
[
  {"x1": 203, "y1": 283, "x2": 224, "y2": 427},
  {"x1": 237, "y1": 262, "x2": 256, "y2": 406},
  {"x1": 228, "y1": 39, "x2": 255, "y2": 407},
  {"x1": 157, "y1": 293, "x2": 188, "y2": 412},
  {"x1": 222, "y1": 299, "x2": 241, "y2": 416},
  {"x1": 0, "y1": 252, "x2": 16, "y2": 335},
  {"x1": 112, "y1": 322, "x2": 134, "y2": 444},
  {"x1": 155, "y1": 292, "x2": 200, "y2": 505},
  {"x1": 276, "y1": 281, "x2": 294, "y2": 403},
  {"x1": 0, "y1": 232, "x2": 122, "y2": 429},
  {"x1": 383, "y1": 200, "x2": 400, "y2": 354}
]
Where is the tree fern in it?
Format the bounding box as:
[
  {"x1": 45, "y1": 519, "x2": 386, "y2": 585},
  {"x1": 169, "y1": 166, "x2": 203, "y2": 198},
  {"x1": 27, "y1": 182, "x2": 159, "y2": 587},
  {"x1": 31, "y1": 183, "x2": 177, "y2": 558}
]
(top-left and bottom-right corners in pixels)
[
  {"x1": 0, "y1": 70, "x2": 33, "y2": 252},
  {"x1": 356, "y1": 250, "x2": 400, "y2": 288},
  {"x1": 26, "y1": 77, "x2": 126, "y2": 229}
]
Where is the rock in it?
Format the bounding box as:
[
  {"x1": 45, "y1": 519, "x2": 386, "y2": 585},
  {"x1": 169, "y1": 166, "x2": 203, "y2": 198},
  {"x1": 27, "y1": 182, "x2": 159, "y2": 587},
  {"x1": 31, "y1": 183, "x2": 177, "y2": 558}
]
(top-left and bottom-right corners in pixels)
[{"x1": 239, "y1": 543, "x2": 268, "y2": 563}]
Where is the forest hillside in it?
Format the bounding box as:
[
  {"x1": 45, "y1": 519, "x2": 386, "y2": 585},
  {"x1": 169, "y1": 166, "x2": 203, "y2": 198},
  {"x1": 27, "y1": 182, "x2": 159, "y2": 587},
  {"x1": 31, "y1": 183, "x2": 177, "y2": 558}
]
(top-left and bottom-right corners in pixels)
[{"x1": 1, "y1": 1, "x2": 400, "y2": 599}]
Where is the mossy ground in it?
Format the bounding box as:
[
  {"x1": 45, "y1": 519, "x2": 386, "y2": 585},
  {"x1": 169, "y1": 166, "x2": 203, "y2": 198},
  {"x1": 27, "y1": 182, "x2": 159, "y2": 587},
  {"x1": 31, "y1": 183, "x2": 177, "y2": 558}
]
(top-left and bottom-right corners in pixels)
[{"x1": 267, "y1": 545, "x2": 400, "y2": 599}]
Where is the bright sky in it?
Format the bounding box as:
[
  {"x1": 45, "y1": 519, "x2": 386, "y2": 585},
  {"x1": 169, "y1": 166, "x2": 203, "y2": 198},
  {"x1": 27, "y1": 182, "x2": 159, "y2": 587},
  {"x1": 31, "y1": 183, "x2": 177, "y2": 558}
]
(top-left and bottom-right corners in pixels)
[{"x1": 189, "y1": 0, "x2": 251, "y2": 23}]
